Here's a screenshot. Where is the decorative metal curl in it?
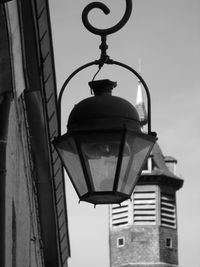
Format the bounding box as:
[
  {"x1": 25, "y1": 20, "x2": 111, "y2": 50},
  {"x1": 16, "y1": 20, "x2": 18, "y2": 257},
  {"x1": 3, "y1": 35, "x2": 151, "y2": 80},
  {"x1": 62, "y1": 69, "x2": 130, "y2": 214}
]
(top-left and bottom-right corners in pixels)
[{"x1": 82, "y1": 0, "x2": 132, "y2": 36}]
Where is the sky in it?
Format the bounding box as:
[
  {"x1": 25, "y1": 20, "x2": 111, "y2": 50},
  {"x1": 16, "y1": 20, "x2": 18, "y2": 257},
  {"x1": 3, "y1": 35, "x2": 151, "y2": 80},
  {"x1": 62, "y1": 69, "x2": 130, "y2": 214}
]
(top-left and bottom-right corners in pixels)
[{"x1": 49, "y1": 1, "x2": 200, "y2": 266}]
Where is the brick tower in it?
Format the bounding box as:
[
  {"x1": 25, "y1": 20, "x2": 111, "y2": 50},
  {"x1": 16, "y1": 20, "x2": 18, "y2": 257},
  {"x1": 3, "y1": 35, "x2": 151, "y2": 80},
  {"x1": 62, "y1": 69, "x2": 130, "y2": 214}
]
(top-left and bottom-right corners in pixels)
[{"x1": 109, "y1": 82, "x2": 183, "y2": 267}]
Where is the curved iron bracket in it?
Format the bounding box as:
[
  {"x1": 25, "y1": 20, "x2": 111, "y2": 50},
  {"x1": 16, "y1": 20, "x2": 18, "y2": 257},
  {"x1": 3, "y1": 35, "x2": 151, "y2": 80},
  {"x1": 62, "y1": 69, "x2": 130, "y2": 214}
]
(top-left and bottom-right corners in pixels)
[
  {"x1": 82, "y1": 0, "x2": 132, "y2": 36},
  {"x1": 57, "y1": 59, "x2": 155, "y2": 137}
]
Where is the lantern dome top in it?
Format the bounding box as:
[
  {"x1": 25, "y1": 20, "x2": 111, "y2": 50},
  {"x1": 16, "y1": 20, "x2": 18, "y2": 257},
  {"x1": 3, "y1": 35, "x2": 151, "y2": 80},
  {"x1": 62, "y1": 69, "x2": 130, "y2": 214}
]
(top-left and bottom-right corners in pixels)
[{"x1": 67, "y1": 79, "x2": 141, "y2": 132}]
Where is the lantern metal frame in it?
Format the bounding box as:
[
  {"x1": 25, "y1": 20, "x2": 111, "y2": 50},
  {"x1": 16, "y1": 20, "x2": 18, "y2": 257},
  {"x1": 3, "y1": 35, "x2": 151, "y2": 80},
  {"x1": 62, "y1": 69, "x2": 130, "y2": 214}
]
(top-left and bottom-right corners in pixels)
[{"x1": 54, "y1": 0, "x2": 157, "y2": 205}]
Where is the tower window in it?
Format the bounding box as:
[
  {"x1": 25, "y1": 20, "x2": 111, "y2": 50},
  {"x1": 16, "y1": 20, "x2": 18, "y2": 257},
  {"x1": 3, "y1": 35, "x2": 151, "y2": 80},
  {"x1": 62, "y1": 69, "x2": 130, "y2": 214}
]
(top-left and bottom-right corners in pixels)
[
  {"x1": 133, "y1": 190, "x2": 156, "y2": 225},
  {"x1": 166, "y1": 238, "x2": 172, "y2": 248},
  {"x1": 117, "y1": 237, "x2": 125, "y2": 247},
  {"x1": 111, "y1": 200, "x2": 131, "y2": 228},
  {"x1": 161, "y1": 193, "x2": 176, "y2": 228}
]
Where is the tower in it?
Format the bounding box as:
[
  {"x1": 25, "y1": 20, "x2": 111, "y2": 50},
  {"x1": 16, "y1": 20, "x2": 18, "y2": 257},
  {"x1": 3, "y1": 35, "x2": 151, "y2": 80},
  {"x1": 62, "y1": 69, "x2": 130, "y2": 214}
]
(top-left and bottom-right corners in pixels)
[{"x1": 109, "y1": 81, "x2": 183, "y2": 267}]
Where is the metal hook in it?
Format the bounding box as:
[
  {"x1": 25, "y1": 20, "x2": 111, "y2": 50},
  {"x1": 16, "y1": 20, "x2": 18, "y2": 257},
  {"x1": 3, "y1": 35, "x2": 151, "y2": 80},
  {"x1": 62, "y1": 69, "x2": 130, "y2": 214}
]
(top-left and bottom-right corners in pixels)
[{"x1": 82, "y1": 0, "x2": 132, "y2": 36}]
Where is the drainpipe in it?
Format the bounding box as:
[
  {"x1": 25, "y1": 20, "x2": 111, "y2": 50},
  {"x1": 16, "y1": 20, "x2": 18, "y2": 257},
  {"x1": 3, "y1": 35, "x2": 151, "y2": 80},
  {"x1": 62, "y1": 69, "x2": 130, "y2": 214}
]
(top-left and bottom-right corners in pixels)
[{"x1": 0, "y1": 93, "x2": 11, "y2": 267}]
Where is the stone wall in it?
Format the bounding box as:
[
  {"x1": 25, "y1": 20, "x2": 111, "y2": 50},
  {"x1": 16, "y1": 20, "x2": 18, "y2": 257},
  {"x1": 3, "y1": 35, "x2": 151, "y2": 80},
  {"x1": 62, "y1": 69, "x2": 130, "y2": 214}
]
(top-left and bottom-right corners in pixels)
[
  {"x1": 110, "y1": 225, "x2": 160, "y2": 267},
  {"x1": 159, "y1": 227, "x2": 178, "y2": 265},
  {"x1": 110, "y1": 224, "x2": 179, "y2": 267},
  {"x1": 5, "y1": 98, "x2": 44, "y2": 267}
]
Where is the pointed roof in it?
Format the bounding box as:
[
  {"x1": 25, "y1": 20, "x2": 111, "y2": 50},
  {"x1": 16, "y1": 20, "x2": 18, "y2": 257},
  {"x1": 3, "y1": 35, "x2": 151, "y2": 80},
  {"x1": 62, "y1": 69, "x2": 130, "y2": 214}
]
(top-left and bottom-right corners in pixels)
[
  {"x1": 150, "y1": 143, "x2": 177, "y2": 177},
  {"x1": 136, "y1": 83, "x2": 143, "y2": 105},
  {"x1": 136, "y1": 82, "x2": 147, "y2": 126}
]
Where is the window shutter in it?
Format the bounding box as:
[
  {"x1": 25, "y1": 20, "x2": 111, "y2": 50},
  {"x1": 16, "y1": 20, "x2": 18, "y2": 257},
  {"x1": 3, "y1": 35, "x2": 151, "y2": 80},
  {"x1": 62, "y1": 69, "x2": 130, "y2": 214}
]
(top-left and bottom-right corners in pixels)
[
  {"x1": 161, "y1": 193, "x2": 176, "y2": 228},
  {"x1": 111, "y1": 200, "x2": 132, "y2": 228},
  {"x1": 133, "y1": 190, "x2": 156, "y2": 225}
]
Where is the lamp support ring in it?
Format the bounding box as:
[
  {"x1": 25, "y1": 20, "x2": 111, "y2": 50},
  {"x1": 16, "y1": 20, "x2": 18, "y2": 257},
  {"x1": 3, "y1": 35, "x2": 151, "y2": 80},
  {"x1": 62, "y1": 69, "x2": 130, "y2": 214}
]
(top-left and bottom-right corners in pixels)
[{"x1": 57, "y1": 59, "x2": 154, "y2": 137}]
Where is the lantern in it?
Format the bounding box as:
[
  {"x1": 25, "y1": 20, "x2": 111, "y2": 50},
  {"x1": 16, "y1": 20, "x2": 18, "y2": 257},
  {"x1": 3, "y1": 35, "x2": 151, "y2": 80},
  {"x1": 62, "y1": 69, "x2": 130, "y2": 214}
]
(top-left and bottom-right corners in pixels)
[{"x1": 53, "y1": 79, "x2": 157, "y2": 204}]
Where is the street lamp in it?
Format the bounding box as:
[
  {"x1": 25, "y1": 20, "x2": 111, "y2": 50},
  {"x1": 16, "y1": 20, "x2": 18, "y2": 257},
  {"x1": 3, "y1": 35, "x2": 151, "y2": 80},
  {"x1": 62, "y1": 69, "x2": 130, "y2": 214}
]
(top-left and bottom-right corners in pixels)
[{"x1": 53, "y1": 0, "x2": 157, "y2": 205}]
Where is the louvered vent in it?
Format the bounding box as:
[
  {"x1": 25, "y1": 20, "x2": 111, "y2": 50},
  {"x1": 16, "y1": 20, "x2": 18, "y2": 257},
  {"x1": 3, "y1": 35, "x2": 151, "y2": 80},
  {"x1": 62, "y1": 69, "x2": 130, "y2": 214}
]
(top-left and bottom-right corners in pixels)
[
  {"x1": 161, "y1": 193, "x2": 176, "y2": 228},
  {"x1": 111, "y1": 200, "x2": 130, "y2": 227},
  {"x1": 133, "y1": 190, "x2": 156, "y2": 225}
]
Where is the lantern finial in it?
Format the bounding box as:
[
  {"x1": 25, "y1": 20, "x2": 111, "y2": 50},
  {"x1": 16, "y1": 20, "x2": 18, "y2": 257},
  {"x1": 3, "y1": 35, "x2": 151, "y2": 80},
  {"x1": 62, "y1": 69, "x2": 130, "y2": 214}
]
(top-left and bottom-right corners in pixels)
[{"x1": 89, "y1": 79, "x2": 117, "y2": 96}]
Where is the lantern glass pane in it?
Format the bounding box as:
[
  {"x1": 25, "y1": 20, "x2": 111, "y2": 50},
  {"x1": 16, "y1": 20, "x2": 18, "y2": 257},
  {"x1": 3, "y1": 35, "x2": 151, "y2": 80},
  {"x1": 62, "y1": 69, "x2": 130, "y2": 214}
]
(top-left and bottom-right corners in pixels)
[
  {"x1": 79, "y1": 132, "x2": 121, "y2": 191},
  {"x1": 55, "y1": 136, "x2": 88, "y2": 196},
  {"x1": 117, "y1": 133, "x2": 155, "y2": 195}
]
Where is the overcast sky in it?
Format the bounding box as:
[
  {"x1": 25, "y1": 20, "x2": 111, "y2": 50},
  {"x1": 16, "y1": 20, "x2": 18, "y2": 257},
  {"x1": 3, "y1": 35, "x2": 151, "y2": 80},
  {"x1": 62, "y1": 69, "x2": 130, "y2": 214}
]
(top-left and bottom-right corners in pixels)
[{"x1": 49, "y1": 1, "x2": 200, "y2": 266}]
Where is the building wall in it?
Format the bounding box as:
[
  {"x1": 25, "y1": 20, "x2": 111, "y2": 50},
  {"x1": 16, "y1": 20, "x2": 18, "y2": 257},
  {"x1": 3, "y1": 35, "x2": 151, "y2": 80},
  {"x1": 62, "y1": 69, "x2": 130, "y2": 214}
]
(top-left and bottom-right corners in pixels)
[
  {"x1": 110, "y1": 225, "x2": 160, "y2": 267},
  {"x1": 5, "y1": 97, "x2": 44, "y2": 267},
  {"x1": 109, "y1": 143, "x2": 183, "y2": 267},
  {"x1": 0, "y1": 0, "x2": 70, "y2": 266},
  {"x1": 159, "y1": 227, "x2": 178, "y2": 265}
]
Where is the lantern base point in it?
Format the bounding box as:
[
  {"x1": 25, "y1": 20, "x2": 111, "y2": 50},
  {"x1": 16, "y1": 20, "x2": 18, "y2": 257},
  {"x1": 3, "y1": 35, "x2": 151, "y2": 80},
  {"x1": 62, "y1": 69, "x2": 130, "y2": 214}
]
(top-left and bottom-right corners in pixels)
[{"x1": 80, "y1": 191, "x2": 130, "y2": 205}]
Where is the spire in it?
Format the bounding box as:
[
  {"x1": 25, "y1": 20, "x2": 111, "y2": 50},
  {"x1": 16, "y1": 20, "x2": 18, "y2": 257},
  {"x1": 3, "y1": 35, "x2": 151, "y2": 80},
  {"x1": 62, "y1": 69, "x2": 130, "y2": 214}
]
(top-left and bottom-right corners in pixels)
[
  {"x1": 136, "y1": 59, "x2": 147, "y2": 126},
  {"x1": 136, "y1": 82, "x2": 144, "y2": 105}
]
